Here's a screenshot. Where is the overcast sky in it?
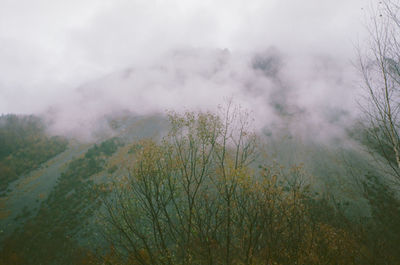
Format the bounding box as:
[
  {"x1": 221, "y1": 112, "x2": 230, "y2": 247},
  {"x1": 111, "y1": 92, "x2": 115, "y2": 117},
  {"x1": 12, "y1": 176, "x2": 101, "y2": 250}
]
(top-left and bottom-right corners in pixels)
[{"x1": 0, "y1": 0, "x2": 371, "y2": 138}]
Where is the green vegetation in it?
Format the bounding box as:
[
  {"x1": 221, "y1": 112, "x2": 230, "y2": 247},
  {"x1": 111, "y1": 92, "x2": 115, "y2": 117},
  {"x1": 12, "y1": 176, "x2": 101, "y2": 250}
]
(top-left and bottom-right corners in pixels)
[
  {"x1": 0, "y1": 109, "x2": 399, "y2": 264},
  {"x1": 0, "y1": 137, "x2": 123, "y2": 265},
  {"x1": 100, "y1": 110, "x2": 399, "y2": 265},
  {"x1": 3, "y1": 2, "x2": 400, "y2": 263},
  {"x1": 0, "y1": 114, "x2": 68, "y2": 192}
]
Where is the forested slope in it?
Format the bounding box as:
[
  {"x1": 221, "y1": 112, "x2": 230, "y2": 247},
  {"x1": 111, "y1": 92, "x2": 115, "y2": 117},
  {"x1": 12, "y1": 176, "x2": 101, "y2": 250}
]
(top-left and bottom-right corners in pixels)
[{"x1": 0, "y1": 114, "x2": 68, "y2": 192}]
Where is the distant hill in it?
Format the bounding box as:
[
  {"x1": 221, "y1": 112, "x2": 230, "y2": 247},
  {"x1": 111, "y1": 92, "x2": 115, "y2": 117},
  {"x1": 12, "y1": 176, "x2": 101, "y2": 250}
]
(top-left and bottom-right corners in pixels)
[
  {"x1": 0, "y1": 114, "x2": 68, "y2": 193},
  {"x1": 0, "y1": 112, "x2": 393, "y2": 264},
  {"x1": 0, "y1": 113, "x2": 167, "y2": 264}
]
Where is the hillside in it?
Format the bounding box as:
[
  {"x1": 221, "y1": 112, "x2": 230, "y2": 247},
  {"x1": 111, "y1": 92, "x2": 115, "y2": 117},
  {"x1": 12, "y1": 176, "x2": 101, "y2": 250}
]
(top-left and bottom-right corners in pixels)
[
  {"x1": 0, "y1": 114, "x2": 68, "y2": 193},
  {"x1": 0, "y1": 114, "x2": 167, "y2": 264},
  {"x1": 0, "y1": 111, "x2": 397, "y2": 264}
]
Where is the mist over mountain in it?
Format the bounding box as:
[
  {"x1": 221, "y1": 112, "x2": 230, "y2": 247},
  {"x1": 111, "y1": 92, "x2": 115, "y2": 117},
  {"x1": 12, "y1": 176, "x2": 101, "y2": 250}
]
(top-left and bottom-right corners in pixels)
[
  {"x1": 1, "y1": 0, "x2": 365, "y2": 143},
  {"x1": 36, "y1": 47, "x2": 358, "y2": 143},
  {"x1": 1, "y1": 0, "x2": 365, "y2": 121},
  {"x1": 3, "y1": 0, "x2": 400, "y2": 264}
]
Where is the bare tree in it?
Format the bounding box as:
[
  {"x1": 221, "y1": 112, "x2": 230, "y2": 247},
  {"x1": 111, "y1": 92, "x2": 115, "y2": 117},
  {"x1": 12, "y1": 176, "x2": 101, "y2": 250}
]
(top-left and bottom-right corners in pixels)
[
  {"x1": 99, "y1": 106, "x2": 362, "y2": 265},
  {"x1": 358, "y1": 0, "x2": 400, "y2": 182},
  {"x1": 355, "y1": 2, "x2": 400, "y2": 263},
  {"x1": 100, "y1": 105, "x2": 260, "y2": 265}
]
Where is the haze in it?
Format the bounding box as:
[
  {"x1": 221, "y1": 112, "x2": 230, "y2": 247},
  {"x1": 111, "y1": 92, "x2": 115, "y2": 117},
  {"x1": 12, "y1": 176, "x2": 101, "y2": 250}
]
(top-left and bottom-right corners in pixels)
[{"x1": 0, "y1": 0, "x2": 368, "y2": 138}]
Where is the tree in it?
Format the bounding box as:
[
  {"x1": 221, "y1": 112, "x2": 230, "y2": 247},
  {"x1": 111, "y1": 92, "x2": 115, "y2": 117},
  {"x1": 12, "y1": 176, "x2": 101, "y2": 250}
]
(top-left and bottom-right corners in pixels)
[
  {"x1": 356, "y1": 1, "x2": 400, "y2": 263},
  {"x1": 101, "y1": 104, "x2": 258, "y2": 264},
  {"x1": 358, "y1": 0, "x2": 400, "y2": 182},
  {"x1": 100, "y1": 105, "x2": 361, "y2": 265}
]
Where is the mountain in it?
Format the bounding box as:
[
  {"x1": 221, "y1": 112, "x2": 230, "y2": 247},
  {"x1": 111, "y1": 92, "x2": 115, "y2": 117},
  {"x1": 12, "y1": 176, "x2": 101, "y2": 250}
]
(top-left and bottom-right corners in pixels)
[
  {"x1": 0, "y1": 110, "x2": 397, "y2": 264},
  {"x1": 0, "y1": 113, "x2": 167, "y2": 264}
]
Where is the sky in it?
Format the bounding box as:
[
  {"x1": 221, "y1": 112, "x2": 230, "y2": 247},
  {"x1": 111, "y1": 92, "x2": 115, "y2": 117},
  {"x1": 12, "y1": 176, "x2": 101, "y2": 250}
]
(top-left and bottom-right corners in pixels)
[{"x1": 0, "y1": 0, "x2": 371, "y2": 138}]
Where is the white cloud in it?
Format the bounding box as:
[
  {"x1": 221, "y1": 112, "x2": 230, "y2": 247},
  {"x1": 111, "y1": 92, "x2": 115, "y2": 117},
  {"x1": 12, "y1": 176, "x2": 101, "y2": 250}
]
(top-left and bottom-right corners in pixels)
[{"x1": 0, "y1": 0, "x2": 368, "y2": 139}]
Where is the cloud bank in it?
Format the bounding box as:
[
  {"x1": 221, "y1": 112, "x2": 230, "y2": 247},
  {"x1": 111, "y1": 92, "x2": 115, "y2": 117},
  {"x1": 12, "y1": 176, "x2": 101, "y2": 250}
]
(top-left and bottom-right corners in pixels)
[{"x1": 0, "y1": 0, "x2": 368, "y2": 139}]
